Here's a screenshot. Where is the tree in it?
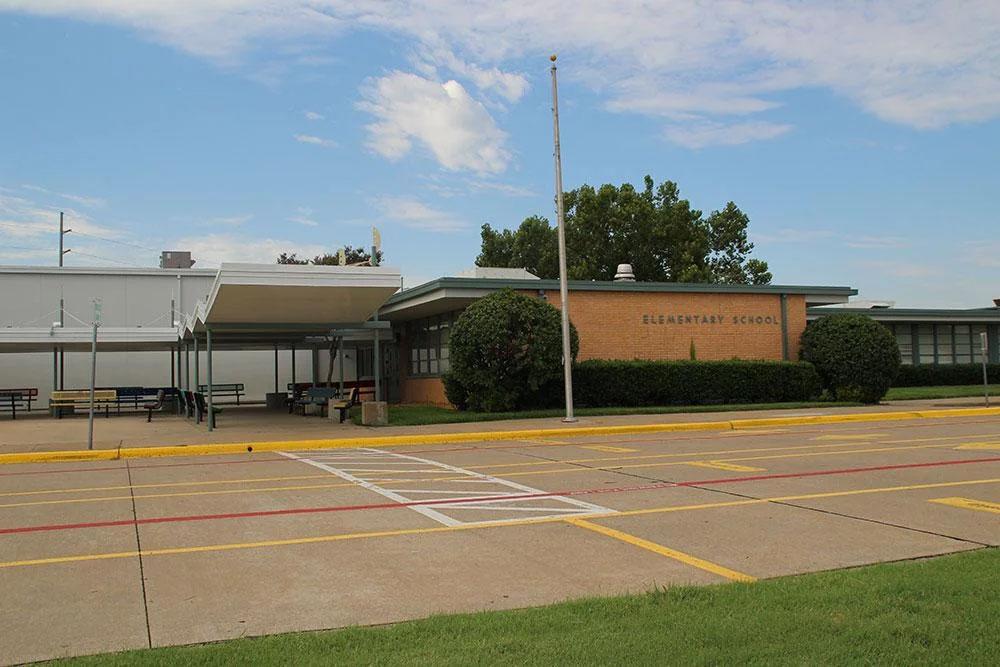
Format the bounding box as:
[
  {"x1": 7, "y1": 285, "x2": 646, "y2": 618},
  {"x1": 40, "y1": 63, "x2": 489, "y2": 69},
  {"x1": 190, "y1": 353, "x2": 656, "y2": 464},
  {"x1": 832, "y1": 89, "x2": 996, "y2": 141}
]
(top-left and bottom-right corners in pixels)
[
  {"x1": 800, "y1": 313, "x2": 901, "y2": 404},
  {"x1": 476, "y1": 176, "x2": 771, "y2": 284},
  {"x1": 444, "y1": 289, "x2": 578, "y2": 412},
  {"x1": 276, "y1": 246, "x2": 383, "y2": 266}
]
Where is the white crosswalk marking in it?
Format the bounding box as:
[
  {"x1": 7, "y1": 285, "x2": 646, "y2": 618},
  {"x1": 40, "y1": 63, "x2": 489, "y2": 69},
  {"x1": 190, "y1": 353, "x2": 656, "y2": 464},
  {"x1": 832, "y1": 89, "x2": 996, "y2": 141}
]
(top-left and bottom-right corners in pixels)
[{"x1": 279, "y1": 447, "x2": 615, "y2": 526}]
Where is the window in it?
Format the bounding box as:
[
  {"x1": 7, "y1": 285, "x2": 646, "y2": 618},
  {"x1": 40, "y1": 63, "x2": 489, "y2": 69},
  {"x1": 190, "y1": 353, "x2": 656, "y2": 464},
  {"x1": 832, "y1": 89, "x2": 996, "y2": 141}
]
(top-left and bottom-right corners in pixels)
[
  {"x1": 407, "y1": 311, "x2": 459, "y2": 377},
  {"x1": 954, "y1": 325, "x2": 972, "y2": 363},
  {"x1": 972, "y1": 325, "x2": 987, "y2": 361},
  {"x1": 356, "y1": 347, "x2": 374, "y2": 378},
  {"x1": 935, "y1": 324, "x2": 953, "y2": 364},
  {"x1": 893, "y1": 324, "x2": 913, "y2": 365},
  {"x1": 917, "y1": 325, "x2": 935, "y2": 365}
]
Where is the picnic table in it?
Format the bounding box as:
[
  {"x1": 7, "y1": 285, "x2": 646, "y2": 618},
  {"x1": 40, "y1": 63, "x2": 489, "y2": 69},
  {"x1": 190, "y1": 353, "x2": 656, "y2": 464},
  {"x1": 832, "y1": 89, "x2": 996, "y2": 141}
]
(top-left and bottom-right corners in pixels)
[
  {"x1": 0, "y1": 391, "x2": 30, "y2": 420},
  {"x1": 197, "y1": 383, "x2": 245, "y2": 405},
  {"x1": 50, "y1": 390, "x2": 118, "y2": 418},
  {"x1": 1, "y1": 387, "x2": 38, "y2": 413}
]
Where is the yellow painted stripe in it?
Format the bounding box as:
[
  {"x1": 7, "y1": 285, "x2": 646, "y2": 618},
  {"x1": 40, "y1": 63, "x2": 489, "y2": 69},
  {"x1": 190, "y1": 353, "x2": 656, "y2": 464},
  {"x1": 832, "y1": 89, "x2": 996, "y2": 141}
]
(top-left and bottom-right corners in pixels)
[
  {"x1": 3, "y1": 406, "x2": 1000, "y2": 466},
  {"x1": 438, "y1": 433, "x2": 1000, "y2": 472},
  {"x1": 0, "y1": 474, "x2": 333, "y2": 499},
  {"x1": 811, "y1": 434, "x2": 887, "y2": 441},
  {"x1": 686, "y1": 461, "x2": 766, "y2": 473},
  {"x1": 928, "y1": 497, "x2": 1000, "y2": 515},
  {"x1": 582, "y1": 445, "x2": 639, "y2": 453},
  {"x1": 2, "y1": 477, "x2": 998, "y2": 570},
  {"x1": 955, "y1": 442, "x2": 1000, "y2": 451},
  {"x1": 565, "y1": 518, "x2": 755, "y2": 582},
  {"x1": 0, "y1": 481, "x2": 356, "y2": 509}
]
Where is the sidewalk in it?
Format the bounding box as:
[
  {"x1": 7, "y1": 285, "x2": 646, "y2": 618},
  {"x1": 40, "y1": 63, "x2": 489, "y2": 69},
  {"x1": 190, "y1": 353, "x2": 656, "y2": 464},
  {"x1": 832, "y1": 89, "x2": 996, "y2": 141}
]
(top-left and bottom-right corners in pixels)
[{"x1": 0, "y1": 398, "x2": 995, "y2": 458}]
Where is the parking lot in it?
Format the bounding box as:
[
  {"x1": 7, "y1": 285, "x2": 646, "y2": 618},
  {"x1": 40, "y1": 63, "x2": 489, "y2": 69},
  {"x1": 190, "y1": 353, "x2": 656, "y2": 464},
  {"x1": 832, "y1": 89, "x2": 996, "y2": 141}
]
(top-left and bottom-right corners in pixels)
[{"x1": 2, "y1": 415, "x2": 999, "y2": 664}]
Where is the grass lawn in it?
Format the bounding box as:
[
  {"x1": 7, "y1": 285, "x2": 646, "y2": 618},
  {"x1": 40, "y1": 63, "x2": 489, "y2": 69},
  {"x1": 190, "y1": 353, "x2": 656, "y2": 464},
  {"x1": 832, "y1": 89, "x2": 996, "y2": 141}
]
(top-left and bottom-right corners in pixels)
[
  {"x1": 350, "y1": 400, "x2": 856, "y2": 427},
  {"x1": 58, "y1": 548, "x2": 1000, "y2": 665},
  {"x1": 885, "y1": 384, "x2": 997, "y2": 401}
]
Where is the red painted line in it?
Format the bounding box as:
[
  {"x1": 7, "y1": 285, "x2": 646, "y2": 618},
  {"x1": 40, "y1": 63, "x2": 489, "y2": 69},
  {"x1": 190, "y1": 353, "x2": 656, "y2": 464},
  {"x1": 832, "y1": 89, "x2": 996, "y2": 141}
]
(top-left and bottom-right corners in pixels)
[{"x1": 3, "y1": 455, "x2": 999, "y2": 537}]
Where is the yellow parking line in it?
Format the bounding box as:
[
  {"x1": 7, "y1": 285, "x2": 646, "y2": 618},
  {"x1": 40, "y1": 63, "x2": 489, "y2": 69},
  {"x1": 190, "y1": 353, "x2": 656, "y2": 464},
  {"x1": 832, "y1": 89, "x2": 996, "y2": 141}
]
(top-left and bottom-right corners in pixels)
[
  {"x1": 812, "y1": 434, "x2": 887, "y2": 441},
  {"x1": 928, "y1": 497, "x2": 1000, "y2": 515},
  {"x1": 0, "y1": 481, "x2": 357, "y2": 509},
  {"x1": 686, "y1": 461, "x2": 766, "y2": 473},
  {"x1": 2, "y1": 476, "x2": 997, "y2": 570},
  {"x1": 955, "y1": 442, "x2": 1000, "y2": 451},
  {"x1": 565, "y1": 517, "x2": 755, "y2": 582},
  {"x1": 582, "y1": 445, "x2": 639, "y2": 453},
  {"x1": 0, "y1": 474, "x2": 333, "y2": 499}
]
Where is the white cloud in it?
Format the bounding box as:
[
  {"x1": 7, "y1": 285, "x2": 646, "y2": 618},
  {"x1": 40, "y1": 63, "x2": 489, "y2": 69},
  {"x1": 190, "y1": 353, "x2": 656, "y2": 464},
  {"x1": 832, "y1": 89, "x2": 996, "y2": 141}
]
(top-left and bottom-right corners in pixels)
[
  {"x1": 21, "y1": 184, "x2": 106, "y2": 207},
  {"x1": 0, "y1": 193, "x2": 114, "y2": 239},
  {"x1": 288, "y1": 206, "x2": 319, "y2": 227},
  {"x1": 4, "y1": 1, "x2": 1000, "y2": 137},
  {"x1": 843, "y1": 235, "x2": 909, "y2": 250},
  {"x1": 294, "y1": 133, "x2": 337, "y2": 148},
  {"x1": 664, "y1": 121, "x2": 793, "y2": 149},
  {"x1": 304, "y1": 110, "x2": 325, "y2": 120},
  {"x1": 375, "y1": 196, "x2": 467, "y2": 233},
  {"x1": 171, "y1": 233, "x2": 327, "y2": 267},
  {"x1": 359, "y1": 71, "x2": 510, "y2": 174},
  {"x1": 206, "y1": 214, "x2": 252, "y2": 226}
]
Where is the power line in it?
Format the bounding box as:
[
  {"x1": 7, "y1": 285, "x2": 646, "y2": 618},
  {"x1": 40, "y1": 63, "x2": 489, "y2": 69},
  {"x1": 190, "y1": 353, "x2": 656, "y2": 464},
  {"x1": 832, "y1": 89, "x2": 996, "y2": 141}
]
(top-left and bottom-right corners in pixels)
[
  {"x1": 67, "y1": 250, "x2": 137, "y2": 266},
  {"x1": 69, "y1": 229, "x2": 159, "y2": 254}
]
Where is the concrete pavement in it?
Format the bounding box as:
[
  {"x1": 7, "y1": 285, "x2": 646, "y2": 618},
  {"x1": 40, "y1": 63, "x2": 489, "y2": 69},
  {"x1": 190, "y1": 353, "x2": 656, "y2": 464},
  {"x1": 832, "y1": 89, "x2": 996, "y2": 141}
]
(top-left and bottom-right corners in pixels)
[{"x1": 0, "y1": 413, "x2": 998, "y2": 663}]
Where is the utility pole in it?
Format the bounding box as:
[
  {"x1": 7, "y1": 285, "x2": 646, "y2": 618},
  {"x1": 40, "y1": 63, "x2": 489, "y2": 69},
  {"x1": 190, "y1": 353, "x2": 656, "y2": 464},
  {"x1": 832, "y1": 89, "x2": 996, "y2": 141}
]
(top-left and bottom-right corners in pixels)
[
  {"x1": 550, "y1": 54, "x2": 576, "y2": 423},
  {"x1": 87, "y1": 299, "x2": 102, "y2": 450},
  {"x1": 58, "y1": 212, "x2": 72, "y2": 266}
]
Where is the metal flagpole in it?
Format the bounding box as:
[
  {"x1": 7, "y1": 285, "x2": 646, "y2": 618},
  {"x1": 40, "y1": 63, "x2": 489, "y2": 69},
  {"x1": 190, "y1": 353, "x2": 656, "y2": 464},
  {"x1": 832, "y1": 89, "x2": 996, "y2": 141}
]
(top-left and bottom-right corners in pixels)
[{"x1": 550, "y1": 54, "x2": 576, "y2": 423}]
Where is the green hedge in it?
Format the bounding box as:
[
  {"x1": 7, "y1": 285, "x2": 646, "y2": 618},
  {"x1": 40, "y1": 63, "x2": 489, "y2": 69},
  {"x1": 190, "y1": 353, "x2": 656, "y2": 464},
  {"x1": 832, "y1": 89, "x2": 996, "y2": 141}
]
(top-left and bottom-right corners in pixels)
[
  {"x1": 573, "y1": 359, "x2": 823, "y2": 407},
  {"x1": 893, "y1": 363, "x2": 1000, "y2": 387}
]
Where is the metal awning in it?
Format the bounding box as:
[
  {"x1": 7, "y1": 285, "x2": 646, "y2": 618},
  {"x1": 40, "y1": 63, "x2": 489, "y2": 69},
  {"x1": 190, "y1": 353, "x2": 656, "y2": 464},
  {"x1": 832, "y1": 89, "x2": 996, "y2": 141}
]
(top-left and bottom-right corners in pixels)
[{"x1": 180, "y1": 263, "x2": 401, "y2": 339}]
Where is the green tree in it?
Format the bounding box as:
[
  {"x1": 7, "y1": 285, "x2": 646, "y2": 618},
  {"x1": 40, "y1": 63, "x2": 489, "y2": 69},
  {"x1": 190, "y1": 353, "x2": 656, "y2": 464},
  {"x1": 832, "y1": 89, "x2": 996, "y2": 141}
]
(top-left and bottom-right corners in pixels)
[
  {"x1": 800, "y1": 313, "x2": 901, "y2": 404},
  {"x1": 476, "y1": 176, "x2": 770, "y2": 284},
  {"x1": 445, "y1": 288, "x2": 578, "y2": 412},
  {"x1": 277, "y1": 246, "x2": 383, "y2": 266}
]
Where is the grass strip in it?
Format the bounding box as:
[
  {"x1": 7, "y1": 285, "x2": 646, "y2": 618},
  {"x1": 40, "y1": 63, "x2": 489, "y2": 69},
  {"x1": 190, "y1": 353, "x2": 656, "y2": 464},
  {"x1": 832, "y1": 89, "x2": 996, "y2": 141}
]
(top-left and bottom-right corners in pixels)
[{"x1": 57, "y1": 548, "x2": 999, "y2": 665}]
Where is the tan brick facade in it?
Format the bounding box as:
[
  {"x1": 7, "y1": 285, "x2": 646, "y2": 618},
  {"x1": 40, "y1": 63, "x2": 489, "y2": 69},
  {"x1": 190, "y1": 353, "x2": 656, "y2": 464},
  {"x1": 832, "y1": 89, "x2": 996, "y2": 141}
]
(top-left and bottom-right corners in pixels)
[{"x1": 395, "y1": 288, "x2": 807, "y2": 406}]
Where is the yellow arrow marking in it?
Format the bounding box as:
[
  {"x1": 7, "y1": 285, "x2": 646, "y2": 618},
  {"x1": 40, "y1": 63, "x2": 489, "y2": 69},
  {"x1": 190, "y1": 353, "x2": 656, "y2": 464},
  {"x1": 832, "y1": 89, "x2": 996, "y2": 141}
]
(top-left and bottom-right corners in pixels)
[
  {"x1": 928, "y1": 497, "x2": 1000, "y2": 515},
  {"x1": 583, "y1": 445, "x2": 639, "y2": 453},
  {"x1": 686, "y1": 461, "x2": 766, "y2": 473}
]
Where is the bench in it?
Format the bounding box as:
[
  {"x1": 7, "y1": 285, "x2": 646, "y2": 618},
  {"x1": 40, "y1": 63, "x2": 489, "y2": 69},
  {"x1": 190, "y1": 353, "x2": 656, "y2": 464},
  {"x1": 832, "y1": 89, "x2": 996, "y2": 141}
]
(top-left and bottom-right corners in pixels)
[
  {"x1": 0, "y1": 391, "x2": 29, "y2": 420},
  {"x1": 330, "y1": 386, "x2": 360, "y2": 423},
  {"x1": 50, "y1": 390, "x2": 118, "y2": 418},
  {"x1": 292, "y1": 387, "x2": 340, "y2": 416},
  {"x1": 197, "y1": 383, "x2": 245, "y2": 405},
  {"x1": 0, "y1": 388, "x2": 38, "y2": 413},
  {"x1": 143, "y1": 390, "x2": 166, "y2": 422},
  {"x1": 193, "y1": 392, "x2": 223, "y2": 425}
]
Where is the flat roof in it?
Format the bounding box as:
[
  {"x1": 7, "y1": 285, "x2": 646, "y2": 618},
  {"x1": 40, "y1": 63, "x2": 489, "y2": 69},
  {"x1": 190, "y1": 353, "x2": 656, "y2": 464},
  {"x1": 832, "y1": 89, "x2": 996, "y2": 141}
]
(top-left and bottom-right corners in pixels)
[
  {"x1": 381, "y1": 277, "x2": 857, "y2": 320},
  {"x1": 808, "y1": 307, "x2": 1000, "y2": 323}
]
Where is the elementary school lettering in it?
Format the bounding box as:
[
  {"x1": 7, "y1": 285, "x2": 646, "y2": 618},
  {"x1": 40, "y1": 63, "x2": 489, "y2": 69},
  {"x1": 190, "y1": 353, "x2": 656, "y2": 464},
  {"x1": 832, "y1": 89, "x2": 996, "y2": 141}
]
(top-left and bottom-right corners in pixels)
[{"x1": 642, "y1": 313, "x2": 778, "y2": 326}]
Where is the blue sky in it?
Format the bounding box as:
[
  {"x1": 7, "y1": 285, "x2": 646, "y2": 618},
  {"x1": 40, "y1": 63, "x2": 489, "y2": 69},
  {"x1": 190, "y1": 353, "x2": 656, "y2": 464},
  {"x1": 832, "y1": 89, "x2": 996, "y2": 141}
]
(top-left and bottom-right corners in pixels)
[{"x1": 1, "y1": 2, "x2": 998, "y2": 307}]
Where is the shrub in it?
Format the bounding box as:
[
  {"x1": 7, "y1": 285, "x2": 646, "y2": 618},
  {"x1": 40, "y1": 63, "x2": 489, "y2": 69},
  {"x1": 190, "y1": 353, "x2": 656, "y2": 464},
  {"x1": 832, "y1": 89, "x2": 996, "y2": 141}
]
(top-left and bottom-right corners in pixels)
[
  {"x1": 800, "y1": 313, "x2": 900, "y2": 403},
  {"x1": 447, "y1": 289, "x2": 578, "y2": 412},
  {"x1": 441, "y1": 371, "x2": 468, "y2": 410},
  {"x1": 574, "y1": 359, "x2": 822, "y2": 407},
  {"x1": 893, "y1": 363, "x2": 1000, "y2": 387}
]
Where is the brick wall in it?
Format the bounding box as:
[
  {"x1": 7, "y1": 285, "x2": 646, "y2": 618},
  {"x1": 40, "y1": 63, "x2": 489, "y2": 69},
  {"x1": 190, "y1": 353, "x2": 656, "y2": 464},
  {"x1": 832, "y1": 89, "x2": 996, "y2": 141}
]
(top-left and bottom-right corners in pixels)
[
  {"x1": 536, "y1": 290, "x2": 806, "y2": 362},
  {"x1": 395, "y1": 289, "x2": 808, "y2": 406}
]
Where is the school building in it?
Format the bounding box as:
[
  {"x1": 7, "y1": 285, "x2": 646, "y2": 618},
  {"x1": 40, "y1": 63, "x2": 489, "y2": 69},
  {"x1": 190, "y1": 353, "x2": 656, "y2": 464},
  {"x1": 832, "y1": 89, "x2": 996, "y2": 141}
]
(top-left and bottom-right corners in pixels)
[{"x1": 1, "y1": 263, "x2": 998, "y2": 410}]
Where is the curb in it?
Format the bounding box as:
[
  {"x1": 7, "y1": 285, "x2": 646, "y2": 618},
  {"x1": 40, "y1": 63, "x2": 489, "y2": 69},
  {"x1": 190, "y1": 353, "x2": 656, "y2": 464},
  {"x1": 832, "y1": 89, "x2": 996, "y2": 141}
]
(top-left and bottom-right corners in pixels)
[{"x1": 2, "y1": 406, "x2": 1000, "y2": 466}]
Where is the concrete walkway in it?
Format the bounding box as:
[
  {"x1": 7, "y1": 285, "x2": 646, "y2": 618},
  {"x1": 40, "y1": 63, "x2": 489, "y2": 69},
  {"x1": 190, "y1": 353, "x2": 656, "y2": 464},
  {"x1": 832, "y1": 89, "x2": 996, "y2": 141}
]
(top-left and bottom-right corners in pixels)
[{"x1": 0, "y1": 398, "x2": 993, "y2": 456}]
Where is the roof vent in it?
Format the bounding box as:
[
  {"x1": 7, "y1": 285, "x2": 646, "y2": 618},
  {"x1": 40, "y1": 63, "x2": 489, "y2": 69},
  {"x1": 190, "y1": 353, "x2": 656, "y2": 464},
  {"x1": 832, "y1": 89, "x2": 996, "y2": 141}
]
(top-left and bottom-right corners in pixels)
[
  {"x1": 614, "y1": 263, "x2": 635, "y2": 282},
  {"x1": 160, "y1": 251, "x2": 195, "y2": 269}
]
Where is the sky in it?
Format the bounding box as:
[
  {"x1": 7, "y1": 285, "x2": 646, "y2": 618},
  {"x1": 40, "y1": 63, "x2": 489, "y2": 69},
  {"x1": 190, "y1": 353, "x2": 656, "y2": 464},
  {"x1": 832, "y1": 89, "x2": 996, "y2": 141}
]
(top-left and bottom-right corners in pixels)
[{"x1": 0, "y1": 1, "x2": 998, "y2": 307}]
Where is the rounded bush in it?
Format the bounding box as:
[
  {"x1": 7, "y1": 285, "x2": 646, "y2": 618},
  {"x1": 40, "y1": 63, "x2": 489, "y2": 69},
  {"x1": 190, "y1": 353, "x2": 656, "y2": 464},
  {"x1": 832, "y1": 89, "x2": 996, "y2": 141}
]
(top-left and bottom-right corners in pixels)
[
  {"x1": 800, "y1": 313, "x2": 900, "y2": 403},
  {"x1": 447, "y1": 289, "x2": 578, "y2": 412}
]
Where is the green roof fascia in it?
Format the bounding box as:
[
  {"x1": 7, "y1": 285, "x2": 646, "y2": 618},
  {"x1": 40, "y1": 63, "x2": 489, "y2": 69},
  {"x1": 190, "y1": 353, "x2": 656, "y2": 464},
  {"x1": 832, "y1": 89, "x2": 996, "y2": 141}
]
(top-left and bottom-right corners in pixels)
[
  {"x1": 385, "y1": 277, "x2": 856, "y2": 307},
  {"x1": 807, "y1": 307, "x2": 1000, "y2": 320}
]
